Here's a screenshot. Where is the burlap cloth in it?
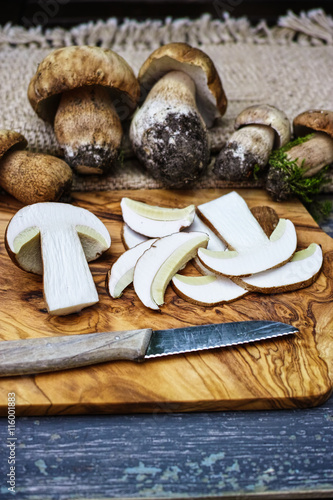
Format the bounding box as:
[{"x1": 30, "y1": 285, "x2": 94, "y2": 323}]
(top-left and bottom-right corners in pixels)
[{"x1": 0, "y1": 9, "x2": 333, "y2": 192}]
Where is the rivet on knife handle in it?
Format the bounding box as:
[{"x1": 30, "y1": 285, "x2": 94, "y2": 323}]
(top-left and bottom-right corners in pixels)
[{"x1": 0, "y1": 329, "x2": 153, "y2": 377}]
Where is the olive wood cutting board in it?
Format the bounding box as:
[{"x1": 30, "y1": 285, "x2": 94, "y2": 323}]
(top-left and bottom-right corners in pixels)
[{"x1": 0, "y1": 189, "x2": 332, "y2": 416}]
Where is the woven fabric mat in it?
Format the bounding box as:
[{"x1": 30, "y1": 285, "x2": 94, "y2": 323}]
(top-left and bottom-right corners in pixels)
[{"x1": 0, "y1": 9, "x2": 333, "y2": 192}]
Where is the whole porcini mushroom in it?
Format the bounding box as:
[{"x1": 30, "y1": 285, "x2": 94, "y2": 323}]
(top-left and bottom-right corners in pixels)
[
  {"x1": 0, "y1": 129, "x2": 72, "y2": 204},
  {"x1": 266, "y1": 109, "x2": 333, "y2": 202},
  {"x1": 28, "y1": 45, "x2": 140, "y2": 175},
  {"x1": 130, "y1": 42, "x2": 227, "y2": 188},
  {"x1": 5, "y1": 202, "x2": 111, "y2": 315},
  {"x1": 214, "y1": 104, "x2": 291, "y2": 181}
]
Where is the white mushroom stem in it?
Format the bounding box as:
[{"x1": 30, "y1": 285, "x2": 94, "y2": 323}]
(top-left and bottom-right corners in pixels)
[
  {"x1": 285, "y1": 132, "x2": 333, "y2": 177},
  {"x1": 6, "y1": 203, "x2": 111, "y2": 315}
]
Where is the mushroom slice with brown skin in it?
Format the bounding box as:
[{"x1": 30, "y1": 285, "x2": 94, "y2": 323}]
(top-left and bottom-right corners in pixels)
[
  {"x1": 214, "y1": 104, "x2": 291, "y2": 181},
  {"x1": 0, "y1": 130, "x2": 72, "y2": 205},
  {"x1": 121, "y1": 197, "x2": 196, "y2": 238},
  {"x1": 130, "y1": 42, "x2": 227, "y2": 188},
  {"x1": 28, "y1": 46, "x2": 140, "y2": 175},
  {"x1": 197, "y1": 191, "x2": 297, "y2": 277},
  {"x1": 266, "y1": 109, "x2": 333, "y2": 201},
  {"x1": 5, "y1": 203, "x2": 111, "y2": 315},
  {"x1": 133, "y1": 232, "x2": 209, "y2": 310},
  {"x1": 236, "y1": 243, "x2": 323, "y2": 293},
  {"x1": 121, "y1": 224, "x2": 149, "y2": 250},
  {"x1": 171, "y1": 274, "x2": 248, "y2": 306},
  {"x1": 108, "y1": 238, "x2": 157, "y2": 298}
]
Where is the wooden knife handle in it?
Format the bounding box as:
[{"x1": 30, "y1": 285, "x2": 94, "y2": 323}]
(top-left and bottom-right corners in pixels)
[{"x1": 0, "y1": 329, "x2": 153, "y2": 377}]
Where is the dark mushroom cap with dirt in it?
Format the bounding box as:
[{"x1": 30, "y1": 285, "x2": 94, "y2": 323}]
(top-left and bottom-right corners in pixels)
[
  {"x1": 28, "y1": 45, "x2": 140, "y2": 123},
  {"x1": 293, "y1": 109, "x2": 333, "y2": 138},
  {"x1": 138, "y1": 42, "x2": 227, "y2": 127}
]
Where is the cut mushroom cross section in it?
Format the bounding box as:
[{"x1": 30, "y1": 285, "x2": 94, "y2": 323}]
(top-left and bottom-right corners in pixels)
[
  {"x1": 198, "y1": 218, "x2": 297, "y2": 277},
  {"x1": 171, "y1": 274, "x2": 248, "y2": 306},
  {"x1": 196, "y1": 192, "x2": 296, "y2": 277},
  {"x1": 237, "y1": 243, "x2": 323, "y2": 293},
  {"x1": 133, "y1": 232, "x2": 209, "y2": 310},
  {"x1": 108, "y1": 238, "x2": 157, "y2": 298},
  {"x1": 197, "y1": 191, "x2": 269, "y2": 251},
  {"x1": 6, "y1": 203, "x2": 111, "y2": 315},
  {"x1": 121, "y1": 197, "x2": 195, "y2": 238}
]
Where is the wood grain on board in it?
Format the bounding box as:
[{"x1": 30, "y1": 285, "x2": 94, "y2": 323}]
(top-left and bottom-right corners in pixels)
[{"x1": 0, "y1": 188, "x2": 332, "y2": 416}]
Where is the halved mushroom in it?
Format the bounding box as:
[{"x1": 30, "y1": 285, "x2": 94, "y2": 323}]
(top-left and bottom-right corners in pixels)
[
  {"x1": 197, "y1": 191, "x2": 297, "y2": 277},
  {"x1": 236, "y1": 243, "x2": 323, "y2": 293},
  {"x1": 171, "y1": 274, "x2": 248, "y2": 306},
  {"x1": 121, "y1": 197, "x2": 196, "y2": 238},
  {"x1": 6, "y1": 203, "x2": 111, "y2": 315},
  {"x1": 214, "y1": 104, "x2": 291, "y2": 181},
  {"x1": 133, "y1": 232, "x2": 209, "y2": 310},
  {"x1": 0, "y1": 130, "x2": 72, "y2": 205},
  {"x1": 28, "y1": 46, "x2": 140, "y2": 175},
  {"x1": 266, "y1": 109, "x2": 333, "y2": 201},
  {"x1": 108, "y1": 238, "x2": 156, "y2": 298},
  {"x1": 130, "y1": 42, "x2": 227, "y2": 188}
]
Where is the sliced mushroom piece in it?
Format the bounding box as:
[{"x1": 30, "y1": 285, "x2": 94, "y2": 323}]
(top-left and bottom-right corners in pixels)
[
  {"x1": 171, "y1": 274, "x2": 248, "y2": 306},
  {"x1": 6, "y1": 203, "x2": 111, "y2": 315},
  {"x1": 266, "y1": 109, "x2": 333, "y2": 201},
  {"x1": 236, "y1": 243, "x2": 323, "y2": 293},
  {"x1": 197, "y1": 191, "x2": 269, "y2": 251},
  {"x1": 121, "y1": 197, "x2": 195, "y2": 238},
  {"x1": 0, "y1": 130, "x2": 72, "y2": 205},
  {"x1": 130, "y1": 42, "x2": 227, "y2": 188},
  {"x1": 28, "y1": 46, "x2": 140, "y2": 175},
  {"x1": 108, "y1": 238, "x2": 156, "y2": 298},
  {"x1": 184, "y1": 213, "x2": 227, "y2": 275},
  {"x1": 121, "y1": 224, "x2": 148, "y2": 250},
  {"x1": 214, "y1": 104, "x2": 291, "y2": 181},
  {"x1": 198, "y1": 218, "x2": 297, "y2": 277},
  {"x1": 133, "y1": 232, "x2": 209, "y2": 310},
  {"x1": 196, "y1": 191, "x2": 297, "y2": 277}
]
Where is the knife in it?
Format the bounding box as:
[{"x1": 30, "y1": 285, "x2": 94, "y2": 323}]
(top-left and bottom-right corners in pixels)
[{"x1": 0, "y1": 320, "x2": 297, "y2": 377}]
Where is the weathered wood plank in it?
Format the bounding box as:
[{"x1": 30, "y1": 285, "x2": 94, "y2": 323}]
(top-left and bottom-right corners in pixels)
[{"x1": 0, "y1": 398, "x2": 332, "y2": 499}]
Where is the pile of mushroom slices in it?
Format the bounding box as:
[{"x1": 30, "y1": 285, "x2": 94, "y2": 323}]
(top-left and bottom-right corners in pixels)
[{"x1": 107, "y1": 191, "x2": 323, "y2": 309}]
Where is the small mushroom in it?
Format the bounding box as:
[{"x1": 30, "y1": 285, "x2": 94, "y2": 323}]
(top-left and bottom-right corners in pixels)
[
  {"x1": 5, "y1": 202, "x2": 111, "y2": 315},
  {"x1": 214, "y1": 104, "x2": 291, "y2": 181},
  {"x1": 0, "y1": 130, "x2": 72, "y2": 205},
  {"x1": 28, "y1": 46, "x2": 140, "y2": 175},
  {"x1": 266, "y1": 109, "x2": 333, "y2": 201},
  {"x1": 130, "y1": 42, "x2": 227, "y2": 188}
]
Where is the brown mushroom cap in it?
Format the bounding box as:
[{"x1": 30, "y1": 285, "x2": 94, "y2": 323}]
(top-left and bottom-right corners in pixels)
[
  {"x1": 28, "y1": 45, "x2": 140, "y2": 123},
  {"x1": 138, "y1": 42, "x2": 227, "y2": 127},
  {"x1": 234, "y1": 104, "x2": 291, "y2": 148},
  {"x1": 0, "y1": 129, "x2": 27, "y2": 159},
  {"x1": 293, "y1": 109, "x2": 333, "y2": 139}
]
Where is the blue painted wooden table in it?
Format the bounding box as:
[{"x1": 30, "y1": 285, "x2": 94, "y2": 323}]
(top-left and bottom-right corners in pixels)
[{"x1": 1, "y1": 196, "x2": 333, "y2": 500}]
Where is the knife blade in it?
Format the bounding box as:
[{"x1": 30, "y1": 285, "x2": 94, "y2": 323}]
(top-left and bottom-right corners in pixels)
[{"x1": 0, "y1": 320, "x2": 297, "y2": 377}]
